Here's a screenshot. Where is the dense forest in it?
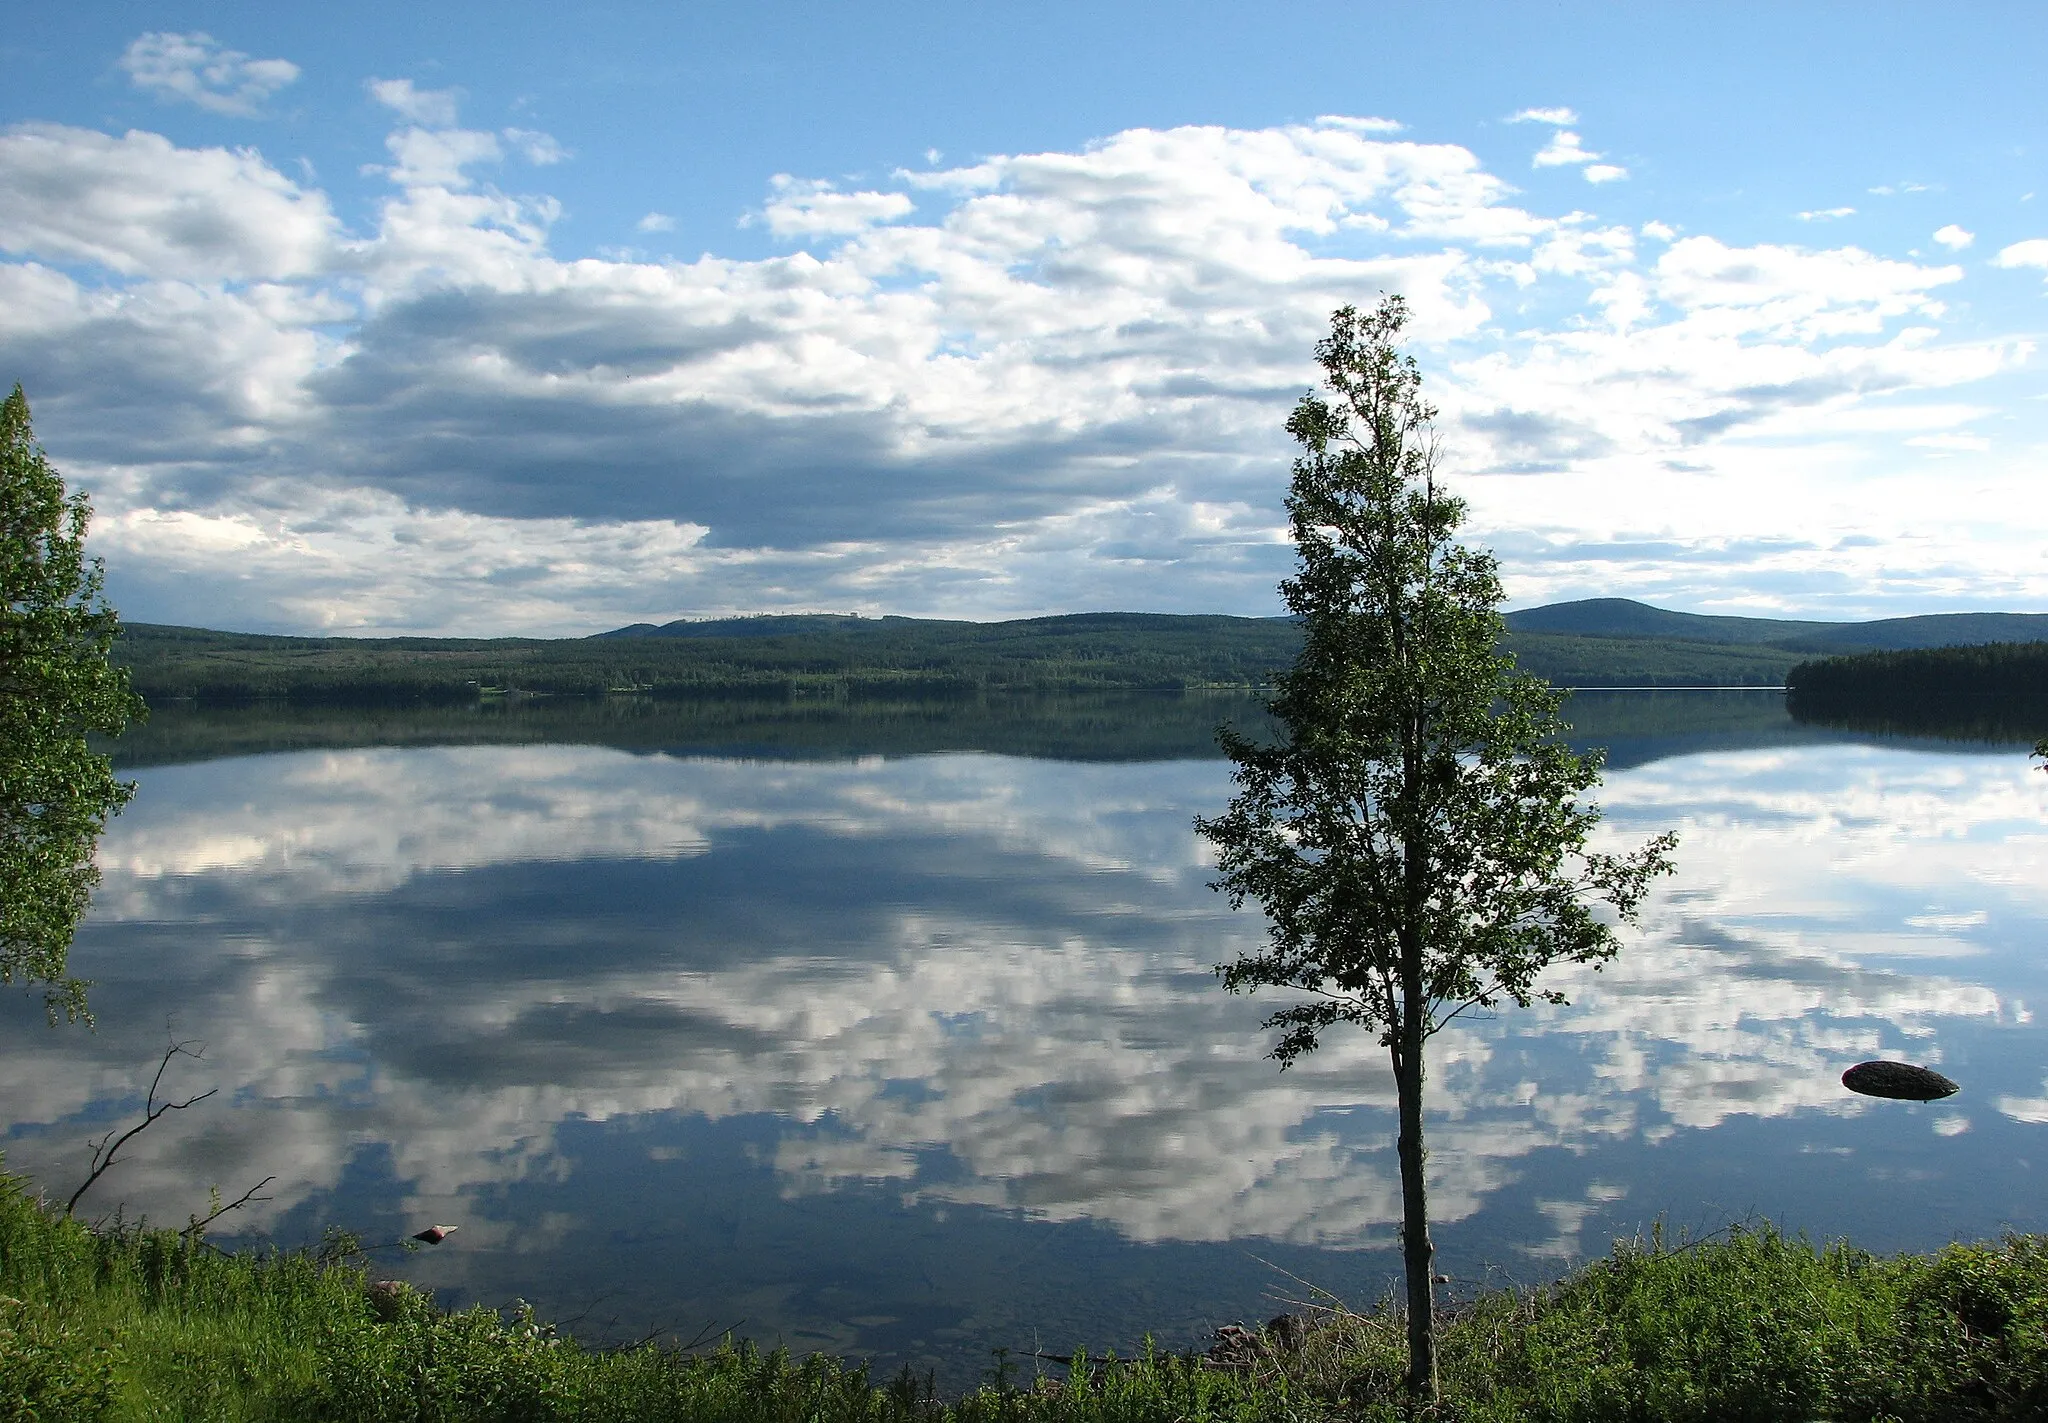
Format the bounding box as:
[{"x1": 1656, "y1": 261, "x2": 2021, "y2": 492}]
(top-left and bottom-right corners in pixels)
[
  {"x1": 108, "y1": 600, "x2": 2048, "y2": 708},
  {"x1": 103, "y1": 687, "x2": 1817, "y2": 772},
  {"x1": 110, "y1": 614, "x2": 1304, "y2": 704},
  {"x1": 1786, "y1": 641, "x2": 2048, "y2": 738}
]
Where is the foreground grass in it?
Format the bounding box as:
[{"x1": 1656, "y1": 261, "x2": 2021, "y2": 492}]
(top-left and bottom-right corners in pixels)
[{"x1": 5, "y1": 1172, "x2": 2047, "y2": 1421}]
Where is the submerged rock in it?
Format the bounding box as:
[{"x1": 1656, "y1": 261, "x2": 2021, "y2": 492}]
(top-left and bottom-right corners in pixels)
[{"x1": 1842, "y1": 1060, "x2": 1959, "y2": 1101}]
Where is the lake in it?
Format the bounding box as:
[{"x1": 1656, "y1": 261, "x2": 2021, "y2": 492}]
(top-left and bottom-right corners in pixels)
[{"x1": 4, "y1": 690, "x2": 2046, "y2": 1385}]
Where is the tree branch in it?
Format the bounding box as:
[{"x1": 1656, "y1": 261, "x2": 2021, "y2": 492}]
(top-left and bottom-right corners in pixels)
[
  {"x1": 66, "y1": 1037, "x2": 216, "y2": 1217},
  {"x1": 180, "y1": 1176, "x2": 276, "y2": 1240}
]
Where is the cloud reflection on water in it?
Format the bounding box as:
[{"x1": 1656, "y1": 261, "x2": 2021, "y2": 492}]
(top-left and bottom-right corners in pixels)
[{"x1": 4, "y1": 731, "x2": 2046, "y2": 1355}]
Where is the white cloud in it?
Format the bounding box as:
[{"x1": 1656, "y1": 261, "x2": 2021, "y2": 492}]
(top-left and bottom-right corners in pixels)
[
  {"x1": 1933, "y1": 224, "x2": 1974, "y2": 250},
  {"x1": 120, "y1": 31, "x2": 299, "y2": 117},
  {"x1": 1797, "y1": 207, "x2": 1856, "y2": 221},
  {"x1": 1508, "y1": 107, "x2": 1579, "y2": 126},
  {"x1": 367, "y1": 78, "x2": 461, "y2": 128},
  {"x1": 759, "y1": 177, "x2": 915, "y2": 237},
  {"x1": 1533, "y1": 130, "x2": 1600, "y2": 168},
  {"x1": 636, "y1": 212, "x2": 675, "y2": 233},
  {"x1": 0, "y1": 111, "x2": 2038, "y2": 632},
  {"x1": 1995, "y1": 238, "x2": 2048, "y2": 274},
  {"x1": 377, "y1": 125, "x2": 504, "y2": 188},
  {"x1": 1650, "y1": 236, "x2": 1958, "y2": 322},
  {"x1": 502, "y1": 128, "x2": 568, "y2": 165},
  {"x1": 1316, "y1": 115, "x2": 1404, "y2": 133},
  {"x1": 0, "y1": 124, "x2": 336, "y2": 280},
  {"x1": 1525, "y1": 126, "x2": 1624, "y2": 182}
]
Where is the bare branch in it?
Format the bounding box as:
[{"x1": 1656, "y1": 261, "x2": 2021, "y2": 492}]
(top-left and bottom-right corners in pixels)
[
  {"x1": 66, "y1": 1038, "x2": 217, "y2": 1217},
  {"x1": 180, "y1": 1176, "x2": 276, "y2": 1239}
]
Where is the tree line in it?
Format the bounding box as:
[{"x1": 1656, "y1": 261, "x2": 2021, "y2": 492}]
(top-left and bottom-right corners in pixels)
[{"x1": 1787, "y1": 641, "x2": 2048, "y2": 739}]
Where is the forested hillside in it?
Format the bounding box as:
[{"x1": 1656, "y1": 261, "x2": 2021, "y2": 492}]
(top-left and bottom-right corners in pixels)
[
  {"x1": 1787, "y1": 642, "x2": 2048, "y2": 737},
  {"x1": 108, "y1": 600, "x2": 2048, "y2": 706}
]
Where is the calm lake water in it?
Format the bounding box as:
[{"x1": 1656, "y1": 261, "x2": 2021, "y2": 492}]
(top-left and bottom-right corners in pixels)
[{"x1": 5, "y1": 691, "x2": 2046, "y2": 1384}]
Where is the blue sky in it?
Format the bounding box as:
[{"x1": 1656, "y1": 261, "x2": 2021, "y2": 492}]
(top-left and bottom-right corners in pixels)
[{"x1": 3, "y1": 3, "x2": 2044, "y2": 633}]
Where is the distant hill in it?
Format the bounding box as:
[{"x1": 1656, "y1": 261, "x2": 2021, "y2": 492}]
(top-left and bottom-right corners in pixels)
[
  {"x1": 1501, "y1": 598, "x2": 2048, "y2": 652},
  {"x1": 108, "y1": 599, "x2": 2048, "y2": 706},
  {"x1": 1781, "y1": 612, "x2": 2048, "y2": 652},
  {"x1": 594, "y1": 611, "x2": 1271, "y2": 642},
  {"x1": 1502, "y1": 598, "x2": 1842, "y2": 646},
  {"x1": 1497, "y1": 599, "x2": 2048, "y2": 685}
]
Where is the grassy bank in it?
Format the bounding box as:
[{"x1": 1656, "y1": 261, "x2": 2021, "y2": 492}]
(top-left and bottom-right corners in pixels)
[{"x1": 6, "y1": 1172, "x2": 2048, "y2": 1420}]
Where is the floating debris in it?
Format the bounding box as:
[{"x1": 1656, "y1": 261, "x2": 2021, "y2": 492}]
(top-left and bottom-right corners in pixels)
[
  {"x1": 411, "y1": 1225, "x2": 459, "y2": 1244},
  {"x1": 1842, "y1": 1061, "x2": 1958, "y2": 1101}
]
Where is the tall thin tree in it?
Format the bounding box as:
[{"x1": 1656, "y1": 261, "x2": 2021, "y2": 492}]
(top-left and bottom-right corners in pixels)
[{"x1": 1197, "y1": 298, "x2": 1676, "y2": 1400}]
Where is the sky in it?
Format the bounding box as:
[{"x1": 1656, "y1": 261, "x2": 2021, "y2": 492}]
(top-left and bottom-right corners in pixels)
[{"x1": 2, "y1": 1, "x2": 2044, "y2": 635}]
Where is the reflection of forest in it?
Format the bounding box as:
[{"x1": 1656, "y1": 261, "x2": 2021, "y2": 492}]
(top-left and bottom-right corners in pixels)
[
  {"x1": 105, "y1": 686, "x2": 2037, "y2": 776},
  {"x1": 102, "y1": 690, "x2": 1278, "y2": 768},
  {"x1": 1788, "y1": 705, "x2": 2046, "y2": 745},
  {"x1": 1786, "y1": 642, "x2": 2048, "y2": 744}
]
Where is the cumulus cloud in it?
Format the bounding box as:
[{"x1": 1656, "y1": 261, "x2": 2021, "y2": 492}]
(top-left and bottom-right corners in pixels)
[
  {"x1": 1533, "y1": 130, "x2": 1599, "y2": 168},
  {"x1": 1933, "y1": 224, "x2": 1974, "y2": 250},
  {"x1": 1797, "y1": 207, "x2": 1856, "y2": 221},
  {"x1": 1508, "y1": 107, "x2": 1579, "y2": 126},
  {"x1": 120, "y1": 31, "x2": 300, "y2": 117},
  {"x1": 0, "y1": 110, "x2": 2038, "y2": 632},
  {"x1": 502, "y1": 127, "x2": 568, "y2": 165},
  {"x1": 367, "y1": 77, "x2": 462, "y2": 127},
  {"x1": 1529, "y1": 128, "x2": 1625, "y2": 182},
  {"x1": 0, "y1": 124, "x2": 336, "y2": 279},
  {"x1": 636, "y1": 212, "x2": 675, "y2": 233},
  {"x1": 376, "y1": 125, "x2": 504, "y2": 188},
  {"x1": 759, "y1": 176, "x2": 915, "y2": 236},
  {"x1": 1996, "y1": 238, "x2": 2048, "y2": 275}
]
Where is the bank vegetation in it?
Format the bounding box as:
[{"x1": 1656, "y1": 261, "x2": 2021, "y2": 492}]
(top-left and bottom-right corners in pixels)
[{"x1": 6, "y1": 1169, "x2": 2047, "y2": 1421}]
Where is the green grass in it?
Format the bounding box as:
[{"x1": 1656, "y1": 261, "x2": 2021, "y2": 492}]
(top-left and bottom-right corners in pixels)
[{"x1": 6, "y1": 1166, "x2": 2048, "y2": 1420}]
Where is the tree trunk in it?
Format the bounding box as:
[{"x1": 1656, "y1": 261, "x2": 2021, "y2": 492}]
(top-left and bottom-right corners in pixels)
[{"x1": 1395, "y1": 1009, "x2": 1436, "y2": 1401}]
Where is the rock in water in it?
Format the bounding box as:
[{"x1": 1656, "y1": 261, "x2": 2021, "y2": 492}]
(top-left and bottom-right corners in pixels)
[{"x1": 1842, "y1": 1060, "x2": 1958, "y2": 1101}]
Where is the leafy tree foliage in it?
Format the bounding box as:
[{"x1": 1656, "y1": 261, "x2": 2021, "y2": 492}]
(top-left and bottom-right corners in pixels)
[
  {"x1": 1, "y1": 386, "x2": 144, "y2": 1022},
  {"x1": 1196, "y1": 299, "x2": 1676, "y2": 1399}
]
